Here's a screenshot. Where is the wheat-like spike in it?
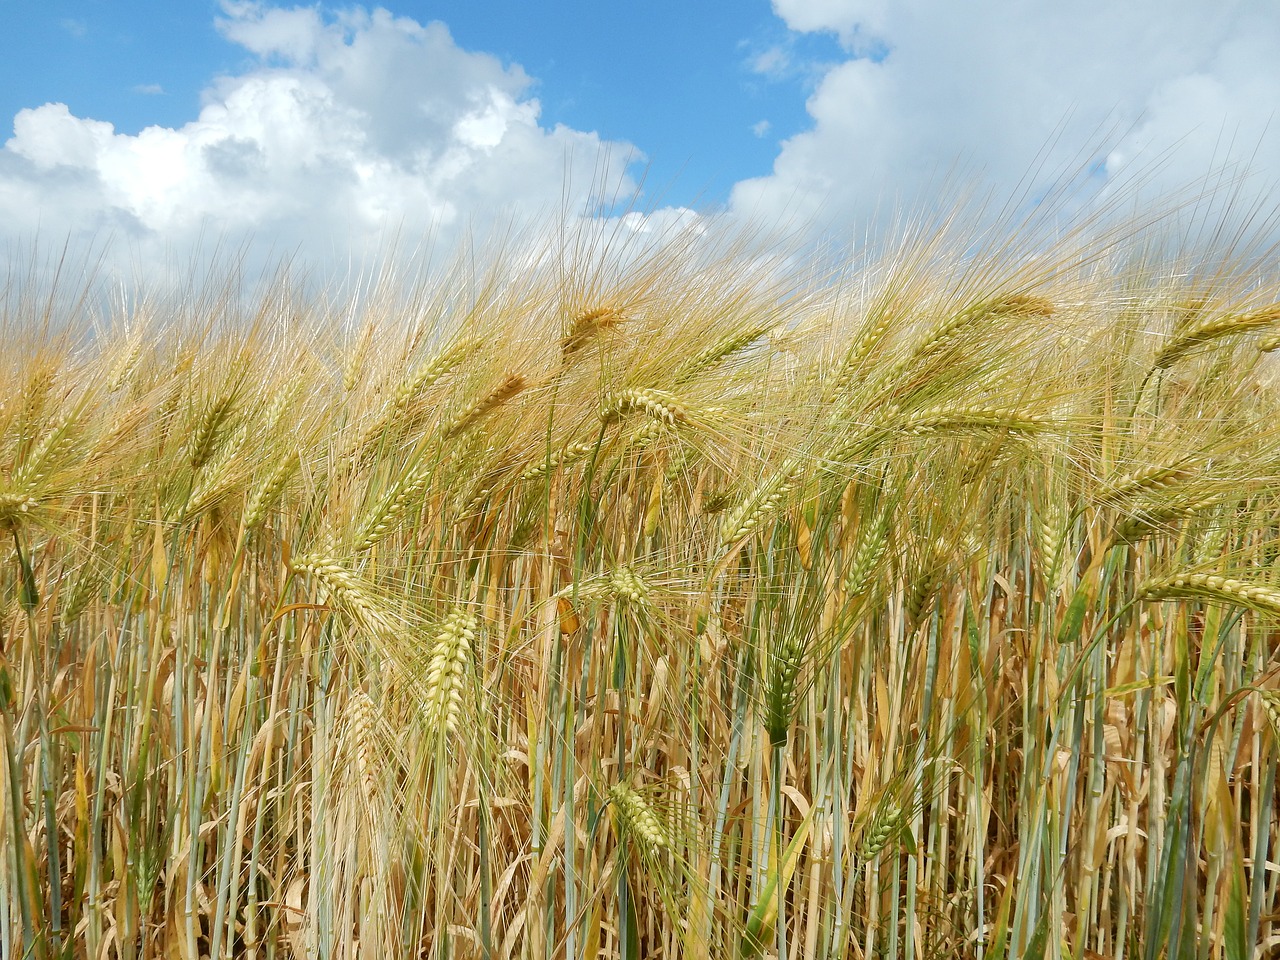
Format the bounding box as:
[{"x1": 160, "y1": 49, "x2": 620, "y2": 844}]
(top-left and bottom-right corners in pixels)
[
  {"x1": 880, "y1": 294, "x2": 1055, "y2": 386},
  {"x1": 518, "y1": 440, "x2": 596, "y2": 482},
  {"x1": 184, "y1": 424, "x2": 248, "y2": 514},
  {"x1": 419, "y1": 608, "x2": 477, "y2": 737},
  {"x1": 844, "y1": 508, "x2": 892, "y2": 596},
  {"x1": 61, "y1": 563, "x2": 104, "y2": 624},
  {"x1": 1155, "y1": 304, "x2": 1280, "y2": 368},
  {"x1": 14, "y1": 365, "x2": 57, "y2": 444},
  {"x1": 557, "y1": 566, "x2": 654, "y2": 609},
  {"x1": 1258, "y1": 331, "x2": 1280, "y2": 353},
  {"x1": 344, "y1": 337, "x2": 480, "y2": 461},
  {"x1": 608, "y1": 783, "x2": 669, "y2": 856},
  {"x1": 0, "y1": 492, "x2": 40, "y2": 525},
  {"x1": 1257, "y1": 690, "x2": 1280, "y2": 741},
  {"x1": 1038, "y1": 499, "x2": 1067, "y2": 584},
  {"x1": 445, "y1": 374, "x2": 528, "y2": 438},
  {"x1": 663, "y1": 447, "x2": 696, "y2": 483},
  {"x1": 1099, "y1": 459, "x2": 1200, "y2": 501},
  {"x1": 344, "y1": 691, "x2": 381, "y2": 807},
  {"x1": 260, "y1": 379, "x2": 306, "y2": 435},
  {"x1": 673, "y1": 324, "x2": 771, "y2": 383},
  {"x1": 906, "y1": 539, "x2": 950, "y2": 628},
  {"x1": 356, "y1": 461, "x2": 434, "y2": 552},
  {"x1": 609, "y1": 566, "x2": 652, "y2": 608},
  {"x1": 292, "y1": 553, "x2": 396, "y2": 636},
  {"x1": 1138, "y1": 573, "x2": 1280, "y2": 618},
  {"x1": 188, "y1": 393, "x2": 238, "y2": 472},
  {"x1": 243, "y1": 453, "x2": 301, "y2": 530},
  {"x1": 10, "y1": 419, "x2": 78, "y2": 495},
  {"x1": 107, "y1": 332, "x2": 147, "y2": 392},
  {"x1": 342, "y1": 323, "x2": 375, "y2": 393},
  {"x1": 1114, "y1": 492, "x2": 1227, "y2": 543},
  {"x1": 720, "y1": 456, "x2": 805, "y2": 545},
  {"x1": 859, "y1": 799, "x2": 907, "y2": 860},
  {"x1": 599, "y1": 388, "x2": 688, "y2": 428},
  {"x1": 628, "y1": 418, "x2": 670, "y2": 450},
  {"x1": 902, "y1": 405, "x2": 1054, "y2": 435},
  {"x1": 395, "y1": 336, "x2": 481, "y2": 412},
  {"x1": 764, "y1": 634, "x2": 807, "y2": 746},
  {"x1": 828, "y1": 304, "x2": 900, "y2": 400},
  {"x1": 562, "y1": 307, "x2": 625, "y2": 357}
]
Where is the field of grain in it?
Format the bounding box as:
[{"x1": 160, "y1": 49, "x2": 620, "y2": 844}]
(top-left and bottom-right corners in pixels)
[{"x1": 3, "y1": 208, "x2": 1280, "y2": 959}]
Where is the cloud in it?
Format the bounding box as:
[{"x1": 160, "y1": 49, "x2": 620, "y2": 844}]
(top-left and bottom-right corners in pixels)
[
  {"x1": 732, "y1": 1, "x2": 1280, "y2": 239},
  {"x1": 133, "y1": 84, "x2": 165, "y2": 96},
  {"x1": 60, "y1": 18, "x2": 88, "y2": 39},
  {"x1": 0, "y1": 3, "x2": 642, "y2": 278},
  {"x1": 748, "y1": 46, "x2": 792, "y2": 80},
  {"x1": 751, "y1": 120, "x2": 771, "y2": 138}
]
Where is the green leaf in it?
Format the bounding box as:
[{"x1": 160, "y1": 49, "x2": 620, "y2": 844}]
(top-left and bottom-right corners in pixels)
[{"x1": 740, "y1": 800, "x2": 818, "y2": 959}]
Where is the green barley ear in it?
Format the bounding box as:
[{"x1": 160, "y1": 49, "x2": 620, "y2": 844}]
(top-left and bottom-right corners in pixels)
[
  {"x1": 1098, "y1": 459, "x2": 1201, "y2": 502},
  {"x1": 187, "y1": 391, "x2": 239, "y2": 473},
  {"x1": 518, "y1": 440, "x2": 594, "y2": 482},
  {"x1": 394, "y1": 336, "x2": 480, "y2": 412},
  {"x1": 879, "y1": 293, "x2": 1055, "y2": 386},
  {"x1": 608, "y1": 782, "x2": 670, "y2": 858},
  {"x1": 558, "y1": 566, "x2": 655, "y2": 612},
  {"x1": 355, "y1": 461, "x2": 434, "y2": 552},
  {"x1": 1, "y1": 416, "x2": 82, "y2": 527},
  {"x1": 342, "y1": 689, "x2": 383, "y2": 808},
  {"x1": 1038, "y1": 497, "x2": 1070, "y2": 588},
  {"x1": 243, "y1": 452, "x2": 300, "y2": 531},
  {"x1": 763, "y1": 633, "x2": 806, "y2": 747},
  {"x1": 609, "y1": 566, "x2": 652, "y2": 608},
  {"x1": 1257, "y1": 690, "x2": 1280, "y2": 742},
  {"x1": 843, "y1": 505, "x2": 892, "y2": 597},
  {"x1": 0, "y1": 492, "x2": 38, "y2": 526},
  {"x1": 419, "y1": 608, "x2": 477, "y2": 737},
  {"x1": 905, "y1": 538, "x2": 950, "y2": 630},
  {"x1": 1114, "y1": 491, "x2": 1226, "y2": 544},
  {"x1": 858, "y1": 798, "x2": 908, "y2": 861},
  {"x1": 61, "y1": 561, "x2": 105, "y2": 624}
]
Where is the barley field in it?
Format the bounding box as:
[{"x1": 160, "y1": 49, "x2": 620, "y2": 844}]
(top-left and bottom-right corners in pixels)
[{"x1": 3, "y1": 204, "x2": 1280, "y2": 959}]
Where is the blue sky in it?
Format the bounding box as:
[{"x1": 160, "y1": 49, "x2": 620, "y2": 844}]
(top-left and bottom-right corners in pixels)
[
  {"x1": 0, "y1": 1, "x2": 846, "y2": 208},
  {"x1": 1, "y1": 1, "x2": 1278, "y2": 275}
]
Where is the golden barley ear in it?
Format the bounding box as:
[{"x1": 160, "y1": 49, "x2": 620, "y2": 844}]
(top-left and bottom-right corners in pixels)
[
  {"x1": 562, "y1": 306, "x2": 626, "y2": 357},
  {"x1": 417, "y1": 607, "x2": 477, "y2": 737}
]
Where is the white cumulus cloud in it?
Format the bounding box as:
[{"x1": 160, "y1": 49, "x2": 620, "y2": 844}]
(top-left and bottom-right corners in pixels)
[
  {"x1": 0, "y1": 2, "x2": 642, "y2": 277},
  {"x1": 733, "y1": 0, "x2": 1280, "y2": 238}
]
